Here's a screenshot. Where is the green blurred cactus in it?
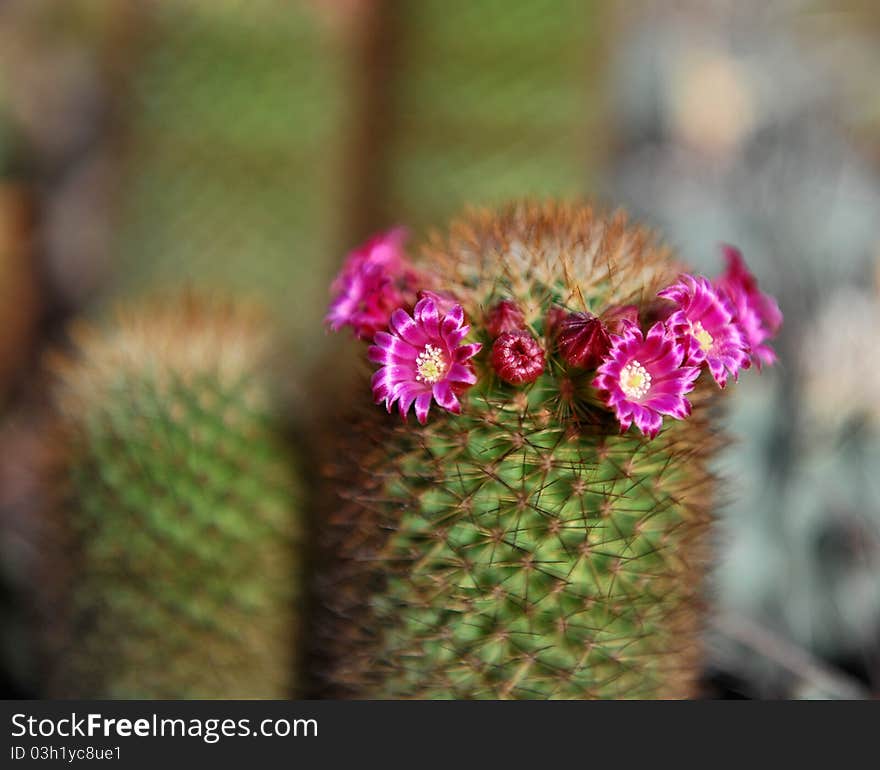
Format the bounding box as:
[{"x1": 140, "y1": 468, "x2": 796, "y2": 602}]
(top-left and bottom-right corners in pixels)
[
  {"x1": 45, "y1": 294, "x2": 303, "y2": 698},
  {"x1": 107, "y1": 2, "x2": 347, "y2": 368},
  {"x1": 371, "y1": 0, "x2": 603, "y2": 231},
  {"x1": 318, "y1": 203, "x2": 720, "y2": 699}
]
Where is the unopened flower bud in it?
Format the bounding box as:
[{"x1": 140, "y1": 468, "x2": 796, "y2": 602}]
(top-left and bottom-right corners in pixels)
[
  {"x1": 544, "y1": 306, "x2": 568, "y2": 339},
  {"x1": 491, "y1": 330, "x2": 545, "y2": 385},
  {"x1": 557, "y1": 312, "x2": 611, "y2": 370},
  {"x1": 485, "y1": 299, "x2": 526, "y2": 338},
  {"x1": 601, "y1": 304, "x2": 640, "y2": 335}
]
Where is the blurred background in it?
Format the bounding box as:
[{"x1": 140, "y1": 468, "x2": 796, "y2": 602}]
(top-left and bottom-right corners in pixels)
[{"x1": 0, "y1": 0, "x2": 878, "y2": 698}]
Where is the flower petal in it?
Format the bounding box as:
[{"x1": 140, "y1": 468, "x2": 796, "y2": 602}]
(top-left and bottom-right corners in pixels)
[
  {"x1": 441, "y1": 304, "x2": 465, "y2": 335},
  {"x1": 414, "y1": 392, "x2": 433, "y2": 424},
  {"x1": 414, "y1": 298, "x2": 440, "y2": 339},
  {"x1": 390, "y1": 308, "x2": 427, "y2": 347},
  {"x1": 455, "y1": 342, "x2": 483, "y2": 362},
  {"x1": 433, "y1": 381, "x2": 461, "y2": 413},
  {"x1": 447, "y1": 363, "x2": 478, "y2": 385}
]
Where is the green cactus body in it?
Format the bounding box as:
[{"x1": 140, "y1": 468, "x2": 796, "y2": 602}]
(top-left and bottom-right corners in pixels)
[
  {"x1": 46, "y1": 296, "x2": 302, "y2": 698},
  {"x1": 319, "y1": 203, "x2": 719, "y2": 699}
]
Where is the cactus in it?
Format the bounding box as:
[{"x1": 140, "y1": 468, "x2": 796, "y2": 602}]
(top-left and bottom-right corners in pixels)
[
  {"x1": 107, "y1": 1, "x2": 347, "y2": 369},
  {"x1": 316, "y1": 202, "x2": 756, "y2": 699},
  {"x1": 44, "y1": 294, "x2": 303, "y2": 698},
  {"x1": 363, "y1": 0, "x2": 604, "y2": 232}
]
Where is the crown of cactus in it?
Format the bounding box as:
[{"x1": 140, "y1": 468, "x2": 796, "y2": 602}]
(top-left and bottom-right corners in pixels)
[
  {"x1": 317, "y1": 201, "x2": 781, "y2": 699},
  {"x1": 43, "y1": 294, "x2": 303, "y2": 698}
]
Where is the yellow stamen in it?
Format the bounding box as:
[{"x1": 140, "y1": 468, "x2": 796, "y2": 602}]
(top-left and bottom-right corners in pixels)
[
  {"x1": 693, "y1": 321, "x2": 714, "y2": 353},
  {"x1": 416, "y1": 344, "x2": 447, "y2": 384},
  {"x1": 620, "y1": 360, "x2": 651, "y2": 399}
]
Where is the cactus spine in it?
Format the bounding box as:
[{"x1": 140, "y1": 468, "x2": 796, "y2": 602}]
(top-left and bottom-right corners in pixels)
[
  {"x1": 318, "y1": 203, "x2": 721, "y2": 699},
  {"x1": 45, "y1": 294, "x2": 302, "y2": 698}
]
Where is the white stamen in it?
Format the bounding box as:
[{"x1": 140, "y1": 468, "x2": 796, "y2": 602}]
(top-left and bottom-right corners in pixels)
[
  {"x1": 620, "y1": 360, "x2": 651, "y2": 399},
  {"x1": 416, "y1": 344, "x2": 447, "y2": 384}
]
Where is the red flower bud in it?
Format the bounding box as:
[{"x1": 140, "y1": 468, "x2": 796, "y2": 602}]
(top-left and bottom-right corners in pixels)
[
  {"x1": 485, "y1": 299, "x2": 526, "y2": 338},
  {"x1": 491, "y1": 330, "x2": 545, "y2": 385},
  {"x1": 544, "y1": 306, "x2": 568, "y2": 339},
  {"x1": 601, "y1": 304, "x2": 640, "y2": 335},
  {"x1": 557, "y1": 312, "x2": 611, "y2": 369}
]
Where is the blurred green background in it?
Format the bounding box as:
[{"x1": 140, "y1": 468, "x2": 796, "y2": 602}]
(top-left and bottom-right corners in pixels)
[{"x1": 0, "y1": 0, "x2": 878, "y2": 698}]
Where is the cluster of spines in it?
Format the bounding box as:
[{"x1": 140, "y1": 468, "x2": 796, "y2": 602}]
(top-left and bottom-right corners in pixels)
[
  {"x1": 317, "y1": 382, "x2": 718, "y2": 698},
  {"x1": 421, "y1": 203, "x2": 680, "y2": 320}
]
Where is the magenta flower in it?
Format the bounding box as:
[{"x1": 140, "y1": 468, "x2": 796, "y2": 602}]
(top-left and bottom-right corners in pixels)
[
  {"x1": 326, "y1": 228, "x2": 421, "y2": 340},
  {"x1": 369, "y1": 297, "x2": 482, "y2": 424},
  {"x1": 491, "y1": 330, "x2": 545, "y2": 384},
  {"x1": 593, "y1": 322, "x2": 700, "y2": 439},
  {"x1": 715, "y1": 245, "x2": 782, "y2": 368},
  {"x1": 658, "y1": 274, "x2": 750, "y2": 388}
]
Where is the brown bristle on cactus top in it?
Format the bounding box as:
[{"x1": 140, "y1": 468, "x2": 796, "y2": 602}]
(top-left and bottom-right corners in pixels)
[
  {"x1": 42, "y1": 293, "x2": 303, "y2": 699},
  {"x1": 424, "y1": 201, "x2": 680, "y2": 318},
  {"x1": 315, "y1": 201, "x2": 724, "y2": 699}
]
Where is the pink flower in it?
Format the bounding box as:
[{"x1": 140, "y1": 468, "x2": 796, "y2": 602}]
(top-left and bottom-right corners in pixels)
[
  {"x1": 491, "y1": 330, "x2": 545, "y2": 384},
  {"x1": 557, "y1": 312, "x2": 611, "y2": 369},
  {"x1": 326, "y1": 228, "x2": 421, "y2": 340},
  {"x1": 368, "y1": 297, "x2": 482, "y2": 424},
  {"x1": 715, "y1": 245, "x2": 782, "y2": 368},
  {"x1": 593, "y1": 322, "x2": 700, "y2": 439},
  {"x1": 658, "y1": 274, "x2": 750, "y2": 388},
  {"x1": 485, "y1": 299, "x2": 526, "y2": 338}
]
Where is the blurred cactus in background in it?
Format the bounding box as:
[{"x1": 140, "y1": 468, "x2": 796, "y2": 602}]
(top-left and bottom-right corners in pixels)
[
  {"x1": 314, "y1": 202, "x2": 776, "y2": 698},
  {"x1": 42, "y1": 295, "x2": 303, "y2": 698},
  {"x1": 104, "y1": 1, "x2": 349, "y2": 369},
  {"x1": 605, "y1": 1, "x2": 880, "y2": 695},
  {"x1": 350, "y1": 0, "x2": 604, "y2": 236}
]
